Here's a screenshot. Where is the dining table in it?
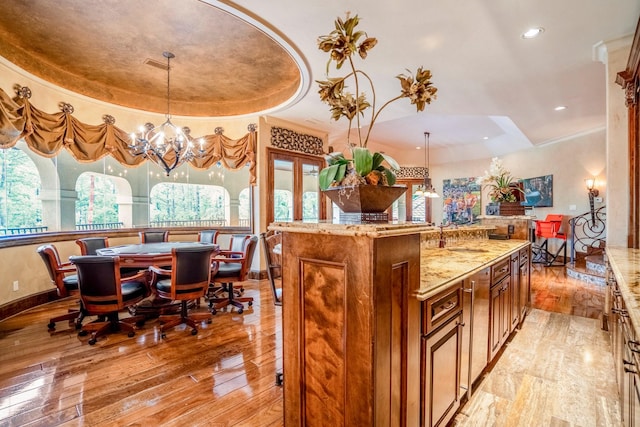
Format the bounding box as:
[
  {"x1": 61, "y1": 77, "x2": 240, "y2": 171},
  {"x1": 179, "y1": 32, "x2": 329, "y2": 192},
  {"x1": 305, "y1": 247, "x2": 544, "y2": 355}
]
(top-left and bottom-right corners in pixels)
[{"x1": 97, "y1": 241, "x2": 220, "y2": 317}]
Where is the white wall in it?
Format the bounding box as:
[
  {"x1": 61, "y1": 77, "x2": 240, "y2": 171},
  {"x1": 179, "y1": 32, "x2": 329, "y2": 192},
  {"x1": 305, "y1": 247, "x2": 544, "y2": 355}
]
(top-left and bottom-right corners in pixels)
[{"x1": 417, "y1": 130, "x2": 606, "y2": 226}]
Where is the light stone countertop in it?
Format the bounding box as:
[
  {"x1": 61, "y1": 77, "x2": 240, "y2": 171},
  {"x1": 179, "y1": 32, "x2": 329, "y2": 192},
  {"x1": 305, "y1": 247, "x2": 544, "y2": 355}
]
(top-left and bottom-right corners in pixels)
[
  {"x1": 605, "y1": 247, "x2": 640, "y2": 334},
  {"x1": 270, "y1": 220, "x2": 529, "y2": 302},
  {"x1": 418, "y1": 239, "x2": 530, "y2": 300}
]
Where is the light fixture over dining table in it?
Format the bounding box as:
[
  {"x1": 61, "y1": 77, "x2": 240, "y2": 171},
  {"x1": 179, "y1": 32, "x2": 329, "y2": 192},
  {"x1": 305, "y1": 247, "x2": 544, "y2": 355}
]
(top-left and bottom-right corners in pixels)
[
  {"x1": 128, "y1": 51, "x2": 206, "y2": 176},
  {"x1": 414, "y1": 131, "x2": 439, "y2": 198}
]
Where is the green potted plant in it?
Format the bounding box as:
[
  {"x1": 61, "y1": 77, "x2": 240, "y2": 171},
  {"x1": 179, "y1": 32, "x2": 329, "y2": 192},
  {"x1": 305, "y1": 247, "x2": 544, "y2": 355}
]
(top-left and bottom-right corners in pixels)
[{"x1": 316, "y1": 14, "x2": 438, "y2": 196}]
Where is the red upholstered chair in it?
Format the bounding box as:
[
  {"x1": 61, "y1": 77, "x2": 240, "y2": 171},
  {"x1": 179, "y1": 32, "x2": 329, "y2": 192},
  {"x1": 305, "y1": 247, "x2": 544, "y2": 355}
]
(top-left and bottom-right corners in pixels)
[
  {"x1": 37, "y1": 244, "x2": 84, "y2": 331},
  {"x1": 533, "y1": 214, "x2": 567, "y2": 266}
]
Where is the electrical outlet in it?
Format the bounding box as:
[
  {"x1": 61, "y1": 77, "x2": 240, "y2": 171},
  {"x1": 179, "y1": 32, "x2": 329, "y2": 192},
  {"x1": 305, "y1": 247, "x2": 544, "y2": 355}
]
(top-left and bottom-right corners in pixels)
[
  {"x1": 12, "y1": 280, "x2": 18, "y2": 291},
  {"x1": 569, "y1": 205, "x2": 577, "y2": 211},
  {"x1": 508, "y1": 225, "x2": 515, "y2": 234},
  {"x1": 595, "y1": 196, "x2": 603, "y2": 203}
]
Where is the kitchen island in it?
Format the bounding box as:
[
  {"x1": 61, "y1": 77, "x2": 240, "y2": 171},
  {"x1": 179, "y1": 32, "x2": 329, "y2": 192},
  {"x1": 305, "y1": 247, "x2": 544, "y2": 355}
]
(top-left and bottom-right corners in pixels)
[{"x1": 270, "y1": 221, "x2": 530, "y2": 427}]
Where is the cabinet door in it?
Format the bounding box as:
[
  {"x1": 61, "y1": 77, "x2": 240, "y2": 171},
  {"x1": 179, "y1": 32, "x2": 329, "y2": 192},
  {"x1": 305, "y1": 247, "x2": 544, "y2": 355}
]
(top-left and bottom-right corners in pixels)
[
  {"x1": 519, "y1": 261, "x2": 530, "y2": 324},
  {"x1": 509, "y1": 253, "x2": 519, "y2": 332},
  {"x1": 490, "y1": 277, "x2": 510, "y2": 361},
  {"x1": 422, "y1": 313, "x2": 462, "y2": 427}
]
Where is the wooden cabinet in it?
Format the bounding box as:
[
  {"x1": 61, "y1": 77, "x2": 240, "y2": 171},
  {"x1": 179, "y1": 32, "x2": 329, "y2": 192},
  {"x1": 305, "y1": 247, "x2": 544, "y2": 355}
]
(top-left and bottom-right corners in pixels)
[
  {"x1": 461, "y1": 267, "x2": 490, "y2": 399},
  {"x1": 489, "y1": 257, "x2": 511, "y2": 361},
  {"x1": 422, "y1": 284, "x2": 463, "y2": 427},
  {"x1": 509, "y1": 252, "x2": 520, "y2": 332},
  {"x1": 518, "y1": 247, "x2": 530, "y2": 326}
]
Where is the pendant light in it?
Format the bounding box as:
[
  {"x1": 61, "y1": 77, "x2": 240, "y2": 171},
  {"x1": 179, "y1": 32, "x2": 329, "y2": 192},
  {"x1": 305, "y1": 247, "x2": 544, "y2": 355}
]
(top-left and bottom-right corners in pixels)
[{"x1": 414, "y1": 131, "x2": 439, "y2": 198}]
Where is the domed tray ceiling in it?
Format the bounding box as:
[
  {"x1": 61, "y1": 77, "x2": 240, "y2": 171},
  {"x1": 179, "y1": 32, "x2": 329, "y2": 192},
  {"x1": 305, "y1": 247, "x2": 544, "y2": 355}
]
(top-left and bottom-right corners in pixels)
[{"x1": 0, "y1": 0, "x2": 304, "y2": 116}]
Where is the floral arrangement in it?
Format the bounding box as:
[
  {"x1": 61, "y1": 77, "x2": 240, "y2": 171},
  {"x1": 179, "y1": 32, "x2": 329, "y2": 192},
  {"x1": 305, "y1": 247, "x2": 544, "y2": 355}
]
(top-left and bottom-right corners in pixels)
[
  {"x1": 476, "y1": 157, "x2": 523, "y2": 203},
  {"x1": 317, "y1": 13, "x2": 438, "y2": 190}
]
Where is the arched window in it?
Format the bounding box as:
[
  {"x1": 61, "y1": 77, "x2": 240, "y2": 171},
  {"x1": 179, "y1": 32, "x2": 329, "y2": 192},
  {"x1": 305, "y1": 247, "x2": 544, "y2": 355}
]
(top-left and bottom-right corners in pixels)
[
  {"x1": 238, "y1": 187, "x2": 251, "y2": 227},
  {"x1": 0, "y1": 147, "x2": 43, "y2": 234},
  {"x1": 75, "y1": 172, "x2": 120, "y2": 228},
  {"x1": 149, "y1": 182, "x2": 229, "y2": 227}
]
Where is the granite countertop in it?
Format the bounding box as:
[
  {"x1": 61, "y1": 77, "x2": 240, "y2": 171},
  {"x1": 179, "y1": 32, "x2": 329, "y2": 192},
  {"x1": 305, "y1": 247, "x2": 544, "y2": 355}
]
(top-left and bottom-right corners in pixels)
[
  {"x1": 605, "y1": 247, "x2": 640, "y2": 334},
  {"x1": 418, "y1": 239, "x2": 530, "y2": 300}
]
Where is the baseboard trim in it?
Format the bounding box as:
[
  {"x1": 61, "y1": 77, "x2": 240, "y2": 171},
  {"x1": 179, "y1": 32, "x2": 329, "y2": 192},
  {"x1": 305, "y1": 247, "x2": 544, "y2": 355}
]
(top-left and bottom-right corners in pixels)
[{"x1": 0, "y1": 289, "x2": 59, "y2": 321}]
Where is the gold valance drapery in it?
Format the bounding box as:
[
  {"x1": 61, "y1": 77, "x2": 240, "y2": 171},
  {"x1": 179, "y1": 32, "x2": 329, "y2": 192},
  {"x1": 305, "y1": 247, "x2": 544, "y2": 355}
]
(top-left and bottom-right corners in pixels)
[{"x1": 0, "y1": 86, "x2": 257, "y2": 184}]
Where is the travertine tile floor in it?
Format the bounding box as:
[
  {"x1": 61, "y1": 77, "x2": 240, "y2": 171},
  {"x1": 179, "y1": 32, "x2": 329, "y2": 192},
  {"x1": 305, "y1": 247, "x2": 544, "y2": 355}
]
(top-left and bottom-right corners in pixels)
[{"x1": 453, "y1": 263, "x2": 620, "y2": 426}]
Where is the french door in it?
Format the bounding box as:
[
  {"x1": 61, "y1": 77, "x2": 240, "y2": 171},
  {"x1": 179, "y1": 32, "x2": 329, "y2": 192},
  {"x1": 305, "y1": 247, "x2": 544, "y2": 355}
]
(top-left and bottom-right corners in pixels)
[{"x1": 266, "y1": 148, "x2": 326, "y2": 225}]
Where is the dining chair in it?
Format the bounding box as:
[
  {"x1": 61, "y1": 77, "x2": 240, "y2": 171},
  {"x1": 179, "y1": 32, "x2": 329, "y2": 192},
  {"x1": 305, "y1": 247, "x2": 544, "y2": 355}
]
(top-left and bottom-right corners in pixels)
[
  {"x1": 37, "y1": 244, "x2": 84, "y2": 331},
  {"x1": 208, "y1": 235, "x2": 258, "y2": 314},
  {"x1": 260, "y1": 231, "x2": 282, "y2": 305},
  {"x1": 198, "y1": 230, "x2": 219, "y2": 244},
  {"x1": 139, "y1": 230, "x2": 169, "y2": 243},
  {"x1": 69, "y1": 255, "x2": 149, "y2": 345},
  {"x1": 149, "y1": 245, "x2": 218, "y2": 338},
  {"x1": 75, "y1": 237, "x2": 109, "y2": 255}
]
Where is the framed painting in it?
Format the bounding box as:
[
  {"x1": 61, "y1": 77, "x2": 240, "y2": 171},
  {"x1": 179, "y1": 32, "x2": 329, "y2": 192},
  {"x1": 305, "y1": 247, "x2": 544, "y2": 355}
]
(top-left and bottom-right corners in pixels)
[
  {"x1": 521, "y1": 174, "x2": 553, "y2": 207},
  {"x1": 442, "y1": 177, "x2": 481, "y2": 225}
]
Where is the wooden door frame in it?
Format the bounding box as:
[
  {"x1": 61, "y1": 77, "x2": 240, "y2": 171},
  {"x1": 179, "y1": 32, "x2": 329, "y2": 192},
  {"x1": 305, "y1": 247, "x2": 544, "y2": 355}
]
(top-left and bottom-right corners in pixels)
[{"x1": 266, "y1": 148, "x2": 327, "y2": 225}]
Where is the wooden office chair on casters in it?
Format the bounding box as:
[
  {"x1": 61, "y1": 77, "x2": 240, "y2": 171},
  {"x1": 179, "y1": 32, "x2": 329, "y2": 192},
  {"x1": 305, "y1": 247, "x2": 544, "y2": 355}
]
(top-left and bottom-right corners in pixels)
[
  {"x1": 533, "y1": 214, "x2": 567, "y2": 267},
  {"x1": 198, "y1": 230, "x2": 219, "y2": 244},
  {"x1": 75, "y1": 237, "x2": 109, "y2": 255},
  {"x1": 260, "y1": 231, "x2": 282, "y2": 305},
  {"x1": 209, "y1": 235, "x2": 258, "y2": 314},
  {"x1": 149, "y1": 246, "x2": 217, "y2": 338},
  {"x1": 37, "y1": 244, "x2": 84, "y2": 331},
  {"x1": 69, "y1": 255, "x2": 149, "y2": 345},
  {"x1": 139, "y1": 230, "x2": 169, "y2": 243}
]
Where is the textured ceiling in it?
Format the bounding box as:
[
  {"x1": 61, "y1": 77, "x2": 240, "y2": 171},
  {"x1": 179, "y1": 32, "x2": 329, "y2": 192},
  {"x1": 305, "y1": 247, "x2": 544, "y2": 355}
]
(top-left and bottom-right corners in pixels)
[
  {"x1": 0, "y1": 0, "x2": 638, "y2": 165},
  {"x1": 0, "y1": 0, "x2": 302, "y2": 117}
]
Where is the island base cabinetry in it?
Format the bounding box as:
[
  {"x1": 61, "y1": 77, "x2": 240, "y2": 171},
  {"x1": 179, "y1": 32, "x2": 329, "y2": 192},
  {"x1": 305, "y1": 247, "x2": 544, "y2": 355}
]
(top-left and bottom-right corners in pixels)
[{"x1": 609, "y1": 270, "x2": 640, "y2": 427}]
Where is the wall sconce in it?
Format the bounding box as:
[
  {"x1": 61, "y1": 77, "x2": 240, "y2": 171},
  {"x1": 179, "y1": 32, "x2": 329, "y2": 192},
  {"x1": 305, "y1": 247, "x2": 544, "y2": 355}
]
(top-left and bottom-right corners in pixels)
[
  {"x1": 585, "y1": 177, "x2": 599, "y2": 226},
  {"x1": 585, "y1": 178, "x2": 599, "y2": 196}
]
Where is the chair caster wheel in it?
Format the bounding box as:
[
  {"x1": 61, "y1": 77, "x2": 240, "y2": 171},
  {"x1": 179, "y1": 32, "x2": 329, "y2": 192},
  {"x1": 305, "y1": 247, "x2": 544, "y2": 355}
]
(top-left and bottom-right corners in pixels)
[
  {"x1": 238, "y1": 308, "x2": 244, "y2": 314},
  {"x1": 211, "y1": 308, "x2": 217, "y2": 315},
  {"x1": 191, "y1": 329, "x2": 197, "y2": 335},
  {"x1": 78, "y1": 330, "x2": 88, "y2": 337},
  {"x1": 161, "y1": 333, "x2": 167, "y2": 339},
  {"x1": 48, "y1": 322, "x2": 56, "y2": 331},
  {"x1": 207, "y1": 318, "x2": 212, "y2": 324},
  {"x1": 248, "y1": 301, "x2": 253, "y2": 306},
  {"x1": 128, "y1": 331, "x2": 135, "y2": 338},
  {"x1": 88, "y1": 338, "x2": 96, "y2": 345}
]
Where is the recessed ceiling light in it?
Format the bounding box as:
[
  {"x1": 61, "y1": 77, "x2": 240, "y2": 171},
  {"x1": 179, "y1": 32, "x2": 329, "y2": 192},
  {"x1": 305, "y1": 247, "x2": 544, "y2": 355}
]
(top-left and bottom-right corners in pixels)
[
  {"x1": 482, "y1": 136, "x2": 489, "y2": 140},
  {"x1": 416, "y1": 146, "x2": 422, "y2": 150},
  {"x1": 554, "y1": 105, "x2": 567, "y2": 111},
  {"x1": 522, "y1": 27, "x2": 544, "y2": 39}
]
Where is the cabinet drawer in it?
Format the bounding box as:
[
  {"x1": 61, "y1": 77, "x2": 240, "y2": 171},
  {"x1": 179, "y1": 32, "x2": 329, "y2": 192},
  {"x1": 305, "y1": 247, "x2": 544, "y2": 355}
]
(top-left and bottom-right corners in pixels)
[
  {"x1": 491, "y1": 257, "x2": 510, "y2": 284},
  {"x1": 519, "y1": 247, "x2": 529, "y2": 265},
  {"x1": 423, "y1": 284, "x2": 462, "y2": 335}
]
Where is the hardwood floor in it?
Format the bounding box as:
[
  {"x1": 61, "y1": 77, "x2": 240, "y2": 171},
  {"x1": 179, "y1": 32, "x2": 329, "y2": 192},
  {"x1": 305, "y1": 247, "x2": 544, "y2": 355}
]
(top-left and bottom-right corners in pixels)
[
  {"x1": 0, "y1": 264, "x2": 614, "y2": 426},
  {"x1": 0, "y1": 281, "x2": 284, "y2": 426}
]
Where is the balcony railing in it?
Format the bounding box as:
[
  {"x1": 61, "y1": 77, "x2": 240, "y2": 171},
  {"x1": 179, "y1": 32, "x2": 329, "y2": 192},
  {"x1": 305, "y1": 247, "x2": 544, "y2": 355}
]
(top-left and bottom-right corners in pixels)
[
  {"x1": 0, "y1": 226, "x2": 49, "y2": 235},
  {"x1": 76, "y1": 222, "x2": 124, "y2": 230},
  {"x1": 150, "y1": 219, "x2": 228, "y2": 227}
]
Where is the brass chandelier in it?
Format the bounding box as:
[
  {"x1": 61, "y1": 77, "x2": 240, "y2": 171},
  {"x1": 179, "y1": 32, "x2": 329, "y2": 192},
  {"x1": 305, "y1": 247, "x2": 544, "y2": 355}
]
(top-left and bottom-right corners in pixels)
[{"x1": 129, "y1": 52, "x2": 206, "y2": 176}]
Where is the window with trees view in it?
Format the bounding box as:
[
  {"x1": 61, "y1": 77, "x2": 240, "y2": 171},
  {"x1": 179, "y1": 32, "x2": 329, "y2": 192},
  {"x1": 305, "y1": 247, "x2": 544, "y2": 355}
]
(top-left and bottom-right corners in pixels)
[
  {"x1": 0, "y1": 147, "x2": 43, "y2": 234},
  {"x1": 0, "y1": 142, "x2": 253, "y2": 235}
]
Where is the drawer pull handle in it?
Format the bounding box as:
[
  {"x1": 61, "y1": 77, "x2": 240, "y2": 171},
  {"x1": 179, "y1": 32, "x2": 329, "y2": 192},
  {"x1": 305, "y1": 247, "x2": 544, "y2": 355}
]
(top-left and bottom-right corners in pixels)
[{"x1": 441, "y1": 301, "x2": 456, "y2": 310}]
